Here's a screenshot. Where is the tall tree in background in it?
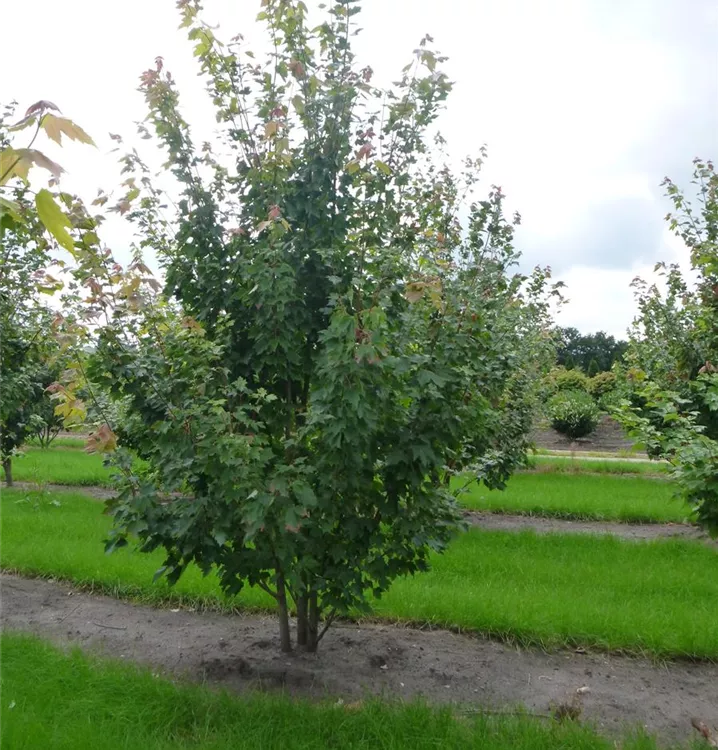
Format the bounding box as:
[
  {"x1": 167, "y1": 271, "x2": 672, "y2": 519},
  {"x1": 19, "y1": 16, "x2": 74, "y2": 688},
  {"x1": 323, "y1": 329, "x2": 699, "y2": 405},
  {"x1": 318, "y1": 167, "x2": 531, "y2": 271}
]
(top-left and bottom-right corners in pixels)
[{"x1": 555, "y1": 327, "x2": 627, "y2": 373}]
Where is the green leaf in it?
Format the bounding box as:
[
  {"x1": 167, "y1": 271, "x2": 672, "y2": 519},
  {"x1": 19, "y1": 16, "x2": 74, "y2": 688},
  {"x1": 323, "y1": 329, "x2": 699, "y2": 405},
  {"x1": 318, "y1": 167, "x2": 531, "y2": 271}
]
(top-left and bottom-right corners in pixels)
[
  {"x1": 375, "y1": 160, "x2": 391, "y2": 176},
  {"x1": 41, "y1": 114, "x2": 96, "y2": 146},
  {"x1": 0, "y1": 148, "x2": 30, "y2": 184},
  {"x1": 0, "y1": 197, "x2": 23, "y2": 223},
  {"x1": 292, "y1": 480, "x2": 317, "y2": 508},
  {"x1": 8, "y1": 115, "x2": 37, "y2": 133},
  {"x1": 292, "y1": 95, "x2": 305, "y2": 115},
  {"x1": 35, "y1": 188, "x2": 74, "y2": 252}
]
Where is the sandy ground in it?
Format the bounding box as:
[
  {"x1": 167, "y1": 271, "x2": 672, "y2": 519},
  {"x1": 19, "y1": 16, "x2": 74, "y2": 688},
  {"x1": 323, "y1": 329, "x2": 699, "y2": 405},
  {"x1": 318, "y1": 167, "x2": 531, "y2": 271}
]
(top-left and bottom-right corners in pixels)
[
  {"x1": 463, "y1": 510, "x2": 716, "y2": 544},
  {"x1": 532, "y1": 415, "x2": 638, "y2": 453},
  {"x1": 9, "y1": 481, "x2": 116, "y2": 500},
  {"x1": 3, "y1": 574, "x2": 717, "y2": 744}
]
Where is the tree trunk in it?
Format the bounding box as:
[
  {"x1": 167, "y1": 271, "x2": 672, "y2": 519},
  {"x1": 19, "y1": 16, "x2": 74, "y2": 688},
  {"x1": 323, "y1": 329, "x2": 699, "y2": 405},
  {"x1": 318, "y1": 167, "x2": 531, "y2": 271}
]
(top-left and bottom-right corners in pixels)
[
  {"x1": 296, "y1": 593, "x2": 309, "y2": 648},
  {"x1": 276, "y1": 574, "x2": 292, "y2": 653},
  {"x1": 3, "y1": 457, "x2": 12, "y2": 487},
  {"x1": 305, "y1": 591, "x2": 320, "y2": 653}
]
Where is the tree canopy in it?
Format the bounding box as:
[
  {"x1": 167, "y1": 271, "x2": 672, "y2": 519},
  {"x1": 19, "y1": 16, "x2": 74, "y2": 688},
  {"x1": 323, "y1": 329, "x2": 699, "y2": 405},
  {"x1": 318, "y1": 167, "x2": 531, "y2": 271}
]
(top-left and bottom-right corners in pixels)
[
  {"x1": 48, "y1": 0, "x2": 562, "y2": 652},
  {"x1": 617, "y1": 158, "x2": 718, "y2": 535},
  {"x1": 555, "y1": 327, "x2": 627, "y2": 373}
]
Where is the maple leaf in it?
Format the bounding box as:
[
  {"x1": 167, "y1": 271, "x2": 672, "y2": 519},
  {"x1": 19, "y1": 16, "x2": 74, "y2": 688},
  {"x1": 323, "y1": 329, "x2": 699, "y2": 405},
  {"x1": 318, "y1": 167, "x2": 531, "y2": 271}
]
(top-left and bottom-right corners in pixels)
[
  {"x1": 264, "y1": 121, "x2": 278, "y2": 138},
  {"x1": 404, "y1": 282, "x2": 426, "y2": 303},
  {"x1": 86, "y1": 424, "x2": 117, "y2": 454},
  {"x1": 41, "y1": 114, "x2": 95, "y2": 146},
  {"x1": 35, "y1": 189, "x2": 75, "y2": 252},
  {"x1": 25, "y1": 100, "x2": 60, "y2": 117}
]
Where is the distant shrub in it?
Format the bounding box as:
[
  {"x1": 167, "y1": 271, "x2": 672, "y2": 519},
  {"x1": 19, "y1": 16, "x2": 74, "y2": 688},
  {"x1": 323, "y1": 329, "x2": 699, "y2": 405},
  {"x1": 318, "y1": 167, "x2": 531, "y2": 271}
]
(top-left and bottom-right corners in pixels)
[
  {"x1": 544, "y1": 367, "x2": 590, "y2": 396},
  {"x1": 587, "y1": 358, "x2": 600, "y2": 377},
  {"x1": 588, "y1": 371, "x2": 617, "y2": 399},
  {"x1": 548, "y1": 390, "x2": 600, "y2": 439}
]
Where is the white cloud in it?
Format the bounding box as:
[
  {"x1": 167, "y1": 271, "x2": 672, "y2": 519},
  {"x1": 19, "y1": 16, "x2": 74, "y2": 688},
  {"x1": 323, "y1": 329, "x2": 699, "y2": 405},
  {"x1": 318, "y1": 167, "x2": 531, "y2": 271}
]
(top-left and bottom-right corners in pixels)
[{"x1": 2, "y1": 0, "x2": 715, "y2": 335}]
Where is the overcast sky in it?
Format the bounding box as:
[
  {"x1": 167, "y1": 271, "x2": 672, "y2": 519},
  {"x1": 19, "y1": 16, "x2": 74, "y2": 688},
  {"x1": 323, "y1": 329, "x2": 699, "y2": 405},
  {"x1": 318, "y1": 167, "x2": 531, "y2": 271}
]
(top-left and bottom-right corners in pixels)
[{"x1": 2, "y1": 0, "x2": 717, "y2": 338}]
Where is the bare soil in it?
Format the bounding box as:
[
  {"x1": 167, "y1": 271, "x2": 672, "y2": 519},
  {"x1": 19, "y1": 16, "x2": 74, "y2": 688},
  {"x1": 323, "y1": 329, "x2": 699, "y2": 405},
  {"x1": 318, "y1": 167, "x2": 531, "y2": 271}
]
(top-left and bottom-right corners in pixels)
[
  {"x1": 463, "y1": 511, "x2": 716, "y2": 544},
  {"x1": 3, "y1": 574, "x2": 717, "y2": 744},
  {"x1": 532, "y1": 415, "x2": 638, "y2": 453},
  {"x1": 9, "y1": 481, "x2": 116, "y2": 500}
]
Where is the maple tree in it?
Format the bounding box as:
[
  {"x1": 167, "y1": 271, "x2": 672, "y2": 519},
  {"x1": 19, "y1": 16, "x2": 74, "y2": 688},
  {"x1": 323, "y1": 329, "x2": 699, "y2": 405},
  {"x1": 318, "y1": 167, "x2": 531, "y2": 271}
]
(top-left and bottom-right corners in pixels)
[
  {"x1": 617, "y1": 159, "x2": 718, "y2": 535},
  {"x1": 56, "y1": 0, "x2": 561, "y2": 652},
  {"x1": 0, "y1": 101, "x2": 94, "y2": 484}
]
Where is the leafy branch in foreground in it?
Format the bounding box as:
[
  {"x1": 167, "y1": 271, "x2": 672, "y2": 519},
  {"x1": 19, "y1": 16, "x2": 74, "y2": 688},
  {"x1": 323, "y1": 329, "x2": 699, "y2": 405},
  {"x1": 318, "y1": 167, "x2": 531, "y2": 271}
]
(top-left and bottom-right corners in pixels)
[
  {"x1": 0, "y1": 101, "x2": 95, "y2": 485},
  {"x1": 616, "y1": 158, "x2": 718, "y2": 535}
]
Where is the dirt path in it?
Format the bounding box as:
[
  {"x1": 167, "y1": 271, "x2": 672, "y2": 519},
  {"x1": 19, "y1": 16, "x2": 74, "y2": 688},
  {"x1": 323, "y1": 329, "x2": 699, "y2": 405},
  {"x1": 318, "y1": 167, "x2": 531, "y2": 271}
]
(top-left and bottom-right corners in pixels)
[
  {"x1": 532, "y1": 415, "x2": 639, "y2": 453},
  {"x1": 8, "y1": 481, "x2": 115, "y2": 500},
  {"x1": 3, "y1": 574, "x2": 717, "y2": 743},
  {"x1": 463, "y1": 511, "x2": 715, "y2": 544}
]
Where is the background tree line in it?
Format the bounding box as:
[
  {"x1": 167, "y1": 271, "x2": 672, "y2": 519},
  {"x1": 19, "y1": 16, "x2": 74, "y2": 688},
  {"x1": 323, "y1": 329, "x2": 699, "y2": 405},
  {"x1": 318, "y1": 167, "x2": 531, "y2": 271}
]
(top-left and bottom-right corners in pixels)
[{"x1": 554, "y1": 327, "x2": 628, "y2": 375}]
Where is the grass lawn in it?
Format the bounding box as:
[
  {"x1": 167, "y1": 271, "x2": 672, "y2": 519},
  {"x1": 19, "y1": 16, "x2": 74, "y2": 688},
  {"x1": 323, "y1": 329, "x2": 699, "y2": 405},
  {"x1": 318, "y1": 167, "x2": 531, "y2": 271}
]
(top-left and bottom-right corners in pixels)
[
  {"x1": 25, "y1": 436, "x2": 88, "y2": 449},
  {"x1": 2, "y1": 447, "x2": 112, "y2": 486},
  {"x1": 527, "y1": 455, "x2": 668, "y2": 477},
  {"x1": 3, "y1": 447, "x2": 683, "y2": 524},
  {"x1": 1, "y1": 633, "x2": 678, "y2": 750},
  {"x1": 3, "y1": 489, "x2": 717, "y2": 659},
  {"x1": 458, "y1": 473, "x2": 690, "y2": 524}
]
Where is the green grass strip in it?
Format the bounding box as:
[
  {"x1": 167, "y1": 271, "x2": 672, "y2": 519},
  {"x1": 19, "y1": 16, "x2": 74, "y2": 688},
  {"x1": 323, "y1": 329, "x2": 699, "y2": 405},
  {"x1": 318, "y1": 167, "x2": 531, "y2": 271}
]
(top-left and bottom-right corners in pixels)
[
  {"x1": 3, "y1": 447, "x2": 112, "y2": 486},
  {"x1": 3, "y1": 489, "x2": 717, "y2": 659},
  {"x1": 458, "y1": 473, "x2": 690, "y2": 523},
  {"x1": 24, "y1": 436, "x2": 88, "y2": 449},
  {"x1": 1, "y1": 632, "x2": 690, "y2": 750},
  {"x1": 4, "y1": 447, "x2": 685, "y2": 524},
  {"x1": 527, "y1": 456, "x2": 668, "y2": 477}
]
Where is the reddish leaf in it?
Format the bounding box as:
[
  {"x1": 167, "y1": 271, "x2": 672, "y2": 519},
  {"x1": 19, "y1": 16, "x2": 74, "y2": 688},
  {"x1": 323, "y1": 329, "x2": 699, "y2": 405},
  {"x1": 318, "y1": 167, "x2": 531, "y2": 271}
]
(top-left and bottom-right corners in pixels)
[{"x1": 25, "y1": 100, "x2": 60, "y2": 117}]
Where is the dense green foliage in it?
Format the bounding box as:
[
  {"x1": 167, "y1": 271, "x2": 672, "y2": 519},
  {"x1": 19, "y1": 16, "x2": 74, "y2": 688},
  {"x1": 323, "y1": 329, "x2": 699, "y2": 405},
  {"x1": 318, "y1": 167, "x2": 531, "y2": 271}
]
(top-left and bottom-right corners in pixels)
[
  {"x1": 547, "y1": 390, "x2": 600, "y2": 439},
  {"x1": 587, "y1": 371, "x2": 617, "y2": 399},
  {"x1": 544, "y1": 366, "x2": 590, "y2": 395},
  {"x1": 65, "y1": 0, "x2": 559, "y2": 651},
  {"x1": 555, "y1": 327, "x2": 628, "y2": 373},
  {"x1": 617, "y1": 159, "x2": 718, "y2": 535}
]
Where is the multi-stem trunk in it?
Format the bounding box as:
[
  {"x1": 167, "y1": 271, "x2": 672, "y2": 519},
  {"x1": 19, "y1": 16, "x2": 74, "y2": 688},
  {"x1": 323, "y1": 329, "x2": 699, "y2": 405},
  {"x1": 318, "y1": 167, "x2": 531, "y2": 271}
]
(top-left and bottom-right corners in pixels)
[
  {"x1": 296, "y1": 593, "x2": 309, "y2": 648},
  {"x1": 275, "y1": 572, "x2": 292, "y2": 653},
  {"x1": 295, "y1": 587, "x2": 338, "y2": 653},
  {"x1": 2, "y1": 457, "x2": 12, "y2": 487},
  {"x1": 306, "y1": 590, "x2": 320, "y2": 653},
  {"x1": 296, "y1": 590, "x2": 320, "y2": 652}
]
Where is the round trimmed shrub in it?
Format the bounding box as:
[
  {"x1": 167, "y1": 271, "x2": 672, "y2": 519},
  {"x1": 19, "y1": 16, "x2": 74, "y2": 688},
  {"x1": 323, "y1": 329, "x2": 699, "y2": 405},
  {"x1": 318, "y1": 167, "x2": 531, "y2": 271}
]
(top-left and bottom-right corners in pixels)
[
  {"x1": 548, "y1": 389, "x2": 600, "y2": 439},
  {"x1": 587, "y1": 371, "x2": 617, "y2": 399},
  {"x1": 544, "y1": 367, "x2": 590, "y2": 396}
]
